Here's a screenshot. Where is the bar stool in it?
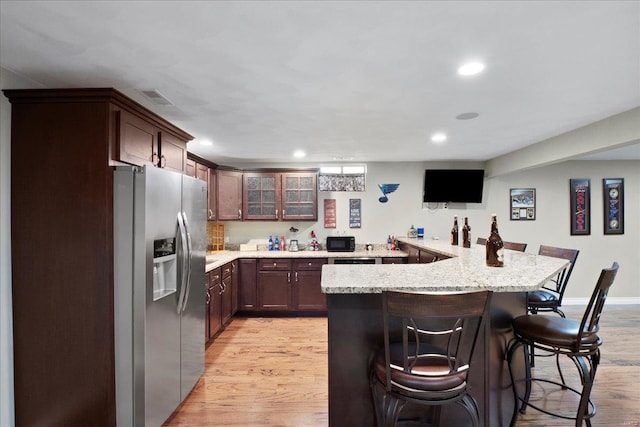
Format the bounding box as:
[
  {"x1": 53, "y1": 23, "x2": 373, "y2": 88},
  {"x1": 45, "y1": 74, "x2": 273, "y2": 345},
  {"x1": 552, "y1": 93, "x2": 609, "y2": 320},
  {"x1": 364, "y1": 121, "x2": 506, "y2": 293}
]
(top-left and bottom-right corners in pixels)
[
  {"x1": 528, "y1": 245, "x2": 580, "y2": 318},
  {"x1": 370, "y1": 290, "x2": 492, "y2": 427},
  {"x1": 527, "y1": 245, "x2": 580, "y2": 368},
  {"x1": 503, "y1": 241, "x2": 527, "y2": 252},
  {"x1": 507, "y1": 262, "x2": 619, "y2": 426}
]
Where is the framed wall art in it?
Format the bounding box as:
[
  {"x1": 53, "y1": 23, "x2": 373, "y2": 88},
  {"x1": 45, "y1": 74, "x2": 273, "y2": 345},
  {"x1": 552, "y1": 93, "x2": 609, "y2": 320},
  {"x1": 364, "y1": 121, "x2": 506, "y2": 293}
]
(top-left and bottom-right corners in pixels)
[
  {"x1": 510, "y1": 188, "x2": 536, "y2": 220},
  {"x1": 603, "y1": 178, "x2": 624, "y2": 235},
  {"x1": 569, "y1": 179, "x2": 591, "y2": 235},
  {"x1": 324, "y1": 199, "x2": 336, "y2": 228},
  {"x1": 349, "y1": 198, "x2": 361, "y2": 228}
]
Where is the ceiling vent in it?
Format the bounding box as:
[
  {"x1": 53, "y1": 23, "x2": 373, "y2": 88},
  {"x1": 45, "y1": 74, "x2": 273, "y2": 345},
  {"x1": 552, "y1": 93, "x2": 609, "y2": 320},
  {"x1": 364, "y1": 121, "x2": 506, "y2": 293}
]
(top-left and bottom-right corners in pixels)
[{"x1": 139, "y1": 89, "x2": 173, "y2": 106}]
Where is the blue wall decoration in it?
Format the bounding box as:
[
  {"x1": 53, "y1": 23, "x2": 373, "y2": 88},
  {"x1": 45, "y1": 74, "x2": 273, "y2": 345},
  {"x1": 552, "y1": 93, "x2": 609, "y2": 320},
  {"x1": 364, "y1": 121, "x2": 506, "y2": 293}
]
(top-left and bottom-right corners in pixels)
[{"x1": 378, "y1": 184, "x2": 399, "y2": 203}]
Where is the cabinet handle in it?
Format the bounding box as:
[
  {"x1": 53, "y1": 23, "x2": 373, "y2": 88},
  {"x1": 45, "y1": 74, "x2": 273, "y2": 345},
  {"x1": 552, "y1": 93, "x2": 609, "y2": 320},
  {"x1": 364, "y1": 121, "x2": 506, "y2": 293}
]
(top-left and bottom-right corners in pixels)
[
  {"x1": 219, "y1": 285, "x2": 224, "y2": 295},
  {"x1": 275, "y1": 209, "x2": 278, "y2": 219},
  {"x1": 206, "y1": 290, "x2": 211, "y2": 304},
  {"x1": 238, "y1": 209, "x2": 242, "y2": 219},
  {"x1": 295, "y1": 271, "x2": 298, "y2": 282},
  {"x1": 282, "y1": 209, "x2": 286, "y2": 218},
  {"x1": 231, "y1": 262, "x2": 236, "y2": 272},
  {"x1": 160, "y1": 155, "x2": 167, "y2": 168},
  {"x1": 287, "y1": 272, "x2": 291, "y2": 283},
  {"x1": 151, "y1": 152, "x2": 159, "y2": 165},
  {"x1": 208, "y1": 208, "x2": 213, "y2": 218}
]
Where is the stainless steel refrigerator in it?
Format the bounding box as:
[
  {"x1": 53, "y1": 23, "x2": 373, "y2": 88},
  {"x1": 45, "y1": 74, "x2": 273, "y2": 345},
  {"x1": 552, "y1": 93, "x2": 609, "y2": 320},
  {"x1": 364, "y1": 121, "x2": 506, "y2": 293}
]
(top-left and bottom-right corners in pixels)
[{"x1": 113, "y1": 165, "x2": 207, "y2": 427}]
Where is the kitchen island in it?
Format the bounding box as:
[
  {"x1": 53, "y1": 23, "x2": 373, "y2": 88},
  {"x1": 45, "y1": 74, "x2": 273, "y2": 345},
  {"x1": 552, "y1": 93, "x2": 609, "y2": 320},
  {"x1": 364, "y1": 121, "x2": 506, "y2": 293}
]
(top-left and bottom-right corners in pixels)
[{"x1": 321, "y1": 239, "x2": 570, "y2": 427}]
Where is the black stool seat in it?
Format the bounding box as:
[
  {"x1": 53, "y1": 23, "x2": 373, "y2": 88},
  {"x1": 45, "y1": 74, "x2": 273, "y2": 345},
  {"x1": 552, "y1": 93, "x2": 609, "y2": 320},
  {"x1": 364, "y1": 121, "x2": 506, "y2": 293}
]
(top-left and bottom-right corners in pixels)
[
  {"x1": 527, "y1": 288, "x2": 558, "y2": 304},
  {"x1": 373, "y1": 344, "x2": 467, "y2": 396},
  {"x1": 513, "y1": 315, "x2": 600, "y2": 350}
]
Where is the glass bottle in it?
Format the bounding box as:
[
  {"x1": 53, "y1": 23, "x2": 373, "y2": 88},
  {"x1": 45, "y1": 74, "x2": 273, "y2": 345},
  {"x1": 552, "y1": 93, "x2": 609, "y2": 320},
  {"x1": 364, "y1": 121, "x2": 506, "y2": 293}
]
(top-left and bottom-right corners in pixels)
[
  {"x1": 268, "y1": 235, "x2": 274, "y2": 251},
  {"x1": 451, "y1": 216, "x2": 459, "y2": 246},
  {"x1": 486, "y1": 214, "x2": 504, "y2": 267},
  {"x1": 462, "y1": 217, "x2": 471, "y2": 248}
]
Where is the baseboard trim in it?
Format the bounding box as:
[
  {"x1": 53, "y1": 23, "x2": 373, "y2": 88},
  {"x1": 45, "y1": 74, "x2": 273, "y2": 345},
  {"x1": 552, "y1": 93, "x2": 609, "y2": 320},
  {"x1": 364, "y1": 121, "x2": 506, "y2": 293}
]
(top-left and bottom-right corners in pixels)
[{"x1": 563, "y1": 297, "x2": 640, "y2": 305}]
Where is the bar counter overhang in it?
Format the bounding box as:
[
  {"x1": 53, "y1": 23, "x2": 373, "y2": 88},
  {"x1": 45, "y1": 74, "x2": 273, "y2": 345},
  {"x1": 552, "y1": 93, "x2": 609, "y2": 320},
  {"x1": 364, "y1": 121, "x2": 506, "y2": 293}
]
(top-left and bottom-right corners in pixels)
[{"x1": 321, "y1": 239, "x2": 570, "y2": 427}]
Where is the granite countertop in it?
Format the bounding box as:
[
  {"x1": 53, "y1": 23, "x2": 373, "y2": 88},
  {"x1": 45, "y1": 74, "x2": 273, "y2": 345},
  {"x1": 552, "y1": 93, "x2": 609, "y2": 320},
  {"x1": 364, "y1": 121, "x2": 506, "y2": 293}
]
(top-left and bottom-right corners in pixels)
[
  {"x1": 205, "y1": 249, "x2": 407, "y2": 272},
  {"x1": 321, "y1": 238, "x2": 570, "y2": 294}
]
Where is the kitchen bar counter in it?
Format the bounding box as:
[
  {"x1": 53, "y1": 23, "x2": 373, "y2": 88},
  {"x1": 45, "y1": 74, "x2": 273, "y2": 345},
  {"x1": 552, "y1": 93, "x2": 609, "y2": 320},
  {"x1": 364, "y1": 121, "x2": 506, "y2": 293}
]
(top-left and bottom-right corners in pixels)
[
  {"x1": 205, "y1": 249, "x2": 406, "y2": 272},
  {"x1": 322, "y1": 238, "x2": 569, "y2": 293},
  {"x1": 321, "y1": 239, "x2": 570, "y2": 427}
]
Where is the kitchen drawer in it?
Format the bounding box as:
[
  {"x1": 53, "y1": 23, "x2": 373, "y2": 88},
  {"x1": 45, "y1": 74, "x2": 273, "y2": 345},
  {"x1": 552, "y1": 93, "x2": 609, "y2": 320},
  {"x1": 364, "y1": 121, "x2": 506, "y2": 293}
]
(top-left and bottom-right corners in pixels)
[
  {"x1": 258, "y1": 259, "x2": 292, "y2": 271},
  {"x1": 294, "y1": 258, "x2": 327, "y2": 271},
  {"x1": 209, "y1": 267, "x2": 222, "y2": 286},
  {"x1": 221, "y1": 262, "x2": 232, "y2": 279}
]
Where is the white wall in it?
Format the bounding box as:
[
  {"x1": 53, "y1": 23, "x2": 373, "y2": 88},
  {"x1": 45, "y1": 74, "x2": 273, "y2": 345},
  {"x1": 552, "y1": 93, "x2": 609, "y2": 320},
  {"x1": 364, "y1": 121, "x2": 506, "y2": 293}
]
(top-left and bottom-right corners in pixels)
[
  {"x1": 0, "y1": 68, "x2": 43, "y2": 427},
  {"x1": 226, "y1": 159, "x2": 639, "y2": 301}
]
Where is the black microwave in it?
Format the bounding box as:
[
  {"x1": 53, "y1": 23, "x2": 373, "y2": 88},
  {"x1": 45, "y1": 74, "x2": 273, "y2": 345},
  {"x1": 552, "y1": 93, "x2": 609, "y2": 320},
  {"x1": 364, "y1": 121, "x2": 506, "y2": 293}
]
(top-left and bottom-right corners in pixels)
[{"x1": 326, "y1": 236, "x2": 356, "y2": 252}]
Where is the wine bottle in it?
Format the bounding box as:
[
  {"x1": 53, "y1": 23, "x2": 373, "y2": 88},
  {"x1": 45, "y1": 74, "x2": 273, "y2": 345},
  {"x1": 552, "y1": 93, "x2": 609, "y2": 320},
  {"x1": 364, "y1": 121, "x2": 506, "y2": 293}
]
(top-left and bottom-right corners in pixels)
[
  {"x1": 486, "y1": 214, "x2": 504, "y2": 267},
  {"x1": 462, "y1": 217, "x2": 471, "y2": 248},
  {"x1": 451, "y1": 216, "x2": 459, "y2": 246}
]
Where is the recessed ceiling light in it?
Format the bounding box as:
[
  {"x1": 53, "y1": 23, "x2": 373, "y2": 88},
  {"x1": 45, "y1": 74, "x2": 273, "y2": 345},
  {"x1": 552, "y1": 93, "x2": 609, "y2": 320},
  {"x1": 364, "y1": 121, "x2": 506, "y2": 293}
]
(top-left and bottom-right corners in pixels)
[
  {"x1": 293, "y1": 150, "x2": 306, "y2": 158},
  {"x1": 457, "y1": 62, "x2": 485, "y2": 76},
  {"x1": 456, "y1": 112, "x2": 480, "y2": 120},
  {"x1": 431, "y1": 133, "x2": 447, "y2": 143}
]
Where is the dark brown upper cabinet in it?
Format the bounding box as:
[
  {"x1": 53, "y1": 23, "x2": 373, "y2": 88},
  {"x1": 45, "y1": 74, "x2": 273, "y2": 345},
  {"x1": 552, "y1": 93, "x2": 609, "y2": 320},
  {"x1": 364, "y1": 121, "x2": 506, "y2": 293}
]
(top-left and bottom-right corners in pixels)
[{"x1": 243, "y1": 171, "x2": 317, "y2": 221}]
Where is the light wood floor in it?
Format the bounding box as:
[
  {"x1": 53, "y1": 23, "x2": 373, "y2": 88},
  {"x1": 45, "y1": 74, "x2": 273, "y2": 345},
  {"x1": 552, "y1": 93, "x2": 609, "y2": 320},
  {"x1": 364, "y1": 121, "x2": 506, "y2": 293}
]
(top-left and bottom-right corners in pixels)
[{"x1": 164, "y1": 306, "x2": 640, "y2": 426}]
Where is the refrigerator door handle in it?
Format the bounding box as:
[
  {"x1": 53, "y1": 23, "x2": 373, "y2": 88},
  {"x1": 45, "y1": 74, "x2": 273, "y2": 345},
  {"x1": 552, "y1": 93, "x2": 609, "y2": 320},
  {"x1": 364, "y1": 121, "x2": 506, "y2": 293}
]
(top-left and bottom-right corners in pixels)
[
  {"x1": 180, "y1": 211, "x2": 193, "y2": 313},
  {"x1": 176, "y1": 212, "x2": 189, "y2": 314}
]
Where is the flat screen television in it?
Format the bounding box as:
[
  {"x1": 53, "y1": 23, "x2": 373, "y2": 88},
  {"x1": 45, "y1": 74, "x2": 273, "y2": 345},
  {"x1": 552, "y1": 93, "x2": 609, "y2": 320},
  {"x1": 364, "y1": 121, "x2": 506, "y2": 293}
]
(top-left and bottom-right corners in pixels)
[{"x1": 423, "y1": 169, "x2": 485, "y2": 203}]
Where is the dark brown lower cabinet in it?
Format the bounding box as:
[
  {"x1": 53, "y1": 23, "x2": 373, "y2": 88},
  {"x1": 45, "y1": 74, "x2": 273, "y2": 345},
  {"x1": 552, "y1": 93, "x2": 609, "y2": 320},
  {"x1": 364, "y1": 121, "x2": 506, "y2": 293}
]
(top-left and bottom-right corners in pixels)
[
  {"x1": 293, "y1": 259, "x2": 327, "y2": 310},
  {"x1": 238, "y1": 258, "x2": 258, "y2": 310},
  {"x1": 253, "y1": 258, "x2": 327, "y2": 312},
  {"x1": 398, "y1": 242, "x2": 447, "y2": 264},
  {"x1": 382, "y1": 257, "x2": 406, "y2": 264},
  {"x1": 221, "y1": 263, "x2": 233, "y2": 324},
  {"x1": 257, "y1": 259, "x2": 293, "y2": 310},
  {"x1": 208, "y1": 268, "x2": 223, "y2": 341}
]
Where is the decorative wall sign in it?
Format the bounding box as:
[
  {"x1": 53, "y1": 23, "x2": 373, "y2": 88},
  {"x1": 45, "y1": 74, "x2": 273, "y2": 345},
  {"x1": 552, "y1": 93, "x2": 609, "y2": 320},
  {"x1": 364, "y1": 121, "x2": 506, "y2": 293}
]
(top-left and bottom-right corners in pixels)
[
  {"x1": 324, "y1": 199, "x2": 336, "y2": 228},
  {"x1": 510, "y1": 188, "x2": 536, "y2": 220},
  {"x1": 603, "y1": 178, "x2": 624, "y2": 235},
  {"x1": 570, "y1": 179, "x2": 591, "y2": 235},
  {"x1": 378, "y1": 184, "x2": 399, "y2": 203},
  {"x1": 349, "y1": 199, "x2": 361, "y2": 228}
]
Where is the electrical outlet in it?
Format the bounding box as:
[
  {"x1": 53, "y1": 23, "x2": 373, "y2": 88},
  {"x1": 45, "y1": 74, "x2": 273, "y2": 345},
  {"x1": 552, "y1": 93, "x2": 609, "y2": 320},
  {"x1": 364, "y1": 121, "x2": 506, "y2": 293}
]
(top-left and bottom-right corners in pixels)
[
  {"x1": 443, "y1": 202, "x2": 449, "y2": 209},
  {"x1": 225, "y1": 236, "x2": 229, "y2": 243}
]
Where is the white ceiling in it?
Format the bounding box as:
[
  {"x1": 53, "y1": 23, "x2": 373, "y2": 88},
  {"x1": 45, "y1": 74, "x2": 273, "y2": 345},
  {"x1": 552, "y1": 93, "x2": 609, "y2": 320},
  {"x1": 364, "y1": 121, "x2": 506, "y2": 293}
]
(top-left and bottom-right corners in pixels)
[{"x1": 1, "y1": 1, "x2": 639, "y2": 165}]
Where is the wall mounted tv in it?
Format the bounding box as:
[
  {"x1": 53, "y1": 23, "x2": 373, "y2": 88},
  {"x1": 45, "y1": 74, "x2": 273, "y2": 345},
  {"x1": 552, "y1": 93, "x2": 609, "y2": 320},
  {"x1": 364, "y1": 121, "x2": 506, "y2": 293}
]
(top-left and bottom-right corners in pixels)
[{"x1": 423, "y1": 169, "x2": 485, "y2": 203}]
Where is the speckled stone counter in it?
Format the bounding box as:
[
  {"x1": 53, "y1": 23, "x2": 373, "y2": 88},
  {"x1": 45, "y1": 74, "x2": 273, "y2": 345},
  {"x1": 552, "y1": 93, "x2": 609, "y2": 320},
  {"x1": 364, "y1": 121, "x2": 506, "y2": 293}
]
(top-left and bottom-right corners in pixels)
[
  {"x1": 321, "y1": 238, "x2": 569, "y2": 294},
  {"x1": 323, "y1": 238, "x2": 569, "y2": 427}
]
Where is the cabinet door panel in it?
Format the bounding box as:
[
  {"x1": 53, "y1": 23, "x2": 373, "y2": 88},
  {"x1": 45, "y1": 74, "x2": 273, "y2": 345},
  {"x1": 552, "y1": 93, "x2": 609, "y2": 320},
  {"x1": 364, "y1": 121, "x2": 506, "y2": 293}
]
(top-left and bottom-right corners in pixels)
[
  {"x1": 238, "y1": 259, "x2": 257, "y2": 310},
  {"x1": 294, "y1": 269, "x2": 326, "y2": 311},
  {"x1": 281, "y1": 173, "x2": 317, "y2": 221},
  {"x1": 221, "y1": 275, "x2": 233, "y2": 325},
  {"x1": 217, "y1": 170, "x2": 243, "y2": 220},
  {"x1": 257, "y1": 271, "x2": 291, "y2": 310},
  {"x1": 117, "y1": 109, "x2": 158, "y2": 166},
  {"x1": 160, "y1": 132, "x2": 187, "y2": 172},
  {"x1": 243, "y1": 173, "x2": 281, "y2": 220},
  {"x1": 208, "y1": 169, "x2": 217, "y2": 221},
  {"x1": 186, "y1": 158, "x2": 196, "y2": 177}
]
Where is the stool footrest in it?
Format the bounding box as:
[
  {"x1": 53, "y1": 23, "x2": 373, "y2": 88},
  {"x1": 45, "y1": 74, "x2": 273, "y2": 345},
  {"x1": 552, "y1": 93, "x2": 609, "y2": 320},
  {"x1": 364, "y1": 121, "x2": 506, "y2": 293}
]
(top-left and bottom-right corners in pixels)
[{"x1": 513, "y1": 377, "x2": 596, "y2": 421}]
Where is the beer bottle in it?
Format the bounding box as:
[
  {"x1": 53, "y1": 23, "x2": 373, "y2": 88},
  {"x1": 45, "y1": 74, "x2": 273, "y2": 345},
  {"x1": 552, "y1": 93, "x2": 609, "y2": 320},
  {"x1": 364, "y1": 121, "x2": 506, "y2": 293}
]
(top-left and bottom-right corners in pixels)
[
  {"x1": 486, "y1": 214, "x2": 504, "y2": 267},
  {"x1": 451, "y1": 216, "x2": 459, "y2": 246},
  {"x1": 462, "y1": 217, "x2": 471, "y2": 248}
]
